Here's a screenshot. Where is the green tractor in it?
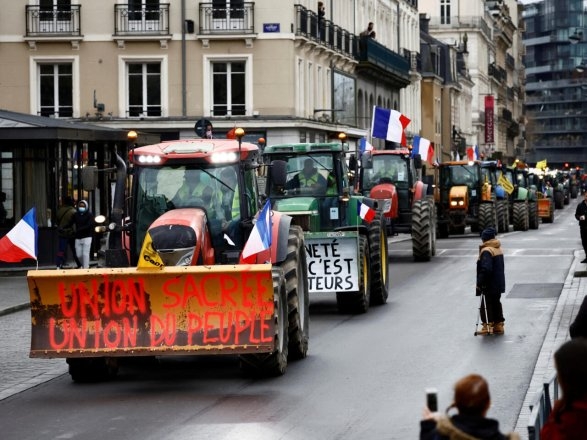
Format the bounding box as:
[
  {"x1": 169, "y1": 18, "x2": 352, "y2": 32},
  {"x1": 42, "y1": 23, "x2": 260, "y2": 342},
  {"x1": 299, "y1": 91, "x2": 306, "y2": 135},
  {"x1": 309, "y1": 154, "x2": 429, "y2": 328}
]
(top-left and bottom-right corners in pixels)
[
  {"x1": 262, "y1": 142, "x2": 389, "y2": 314},
  {"x1": 499, "y1": 165, "x2": 540, "y2": 231}
]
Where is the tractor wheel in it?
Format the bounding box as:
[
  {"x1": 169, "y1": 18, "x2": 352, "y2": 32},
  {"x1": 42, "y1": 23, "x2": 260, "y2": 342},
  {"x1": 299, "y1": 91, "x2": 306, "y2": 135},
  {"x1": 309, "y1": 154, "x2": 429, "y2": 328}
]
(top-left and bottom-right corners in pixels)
[
  {"x1": 529, "y1": 201, "x2": 539, "y2": 230},
  {"x1": 554, "y1": 191, "x2": 564, "y2": 209},
  {"x1": 513, "y1": 201, "x2": 529, "y2": 231},
  {"x1": 496, "y1": 200, "x2": 508, "y2": 233},
  {"x1": 438, "y1": 222, "x2": 449, "y2": 239},
  {"x1": 368, "y1": 215, "x2": 389, "y2": 306},
  {"x1": 548, "y1": 199, "x2": 555, "y2": 223},
  {"x1": 478, "y1": 203, "x2": 497, "y2": 231},
  {"x1": 336, "y1": 235, "x2": 370, "y2": 314},
  {"x1": 279, "y1": 225, "x2": 309, "y2": 360},
  {"x1": 67, "y1": 357, "x2": 118, "y2": 383},
  {"x1": 412, "y1": 199, "x2": 435, "y2": 262},
  {"x1": 240, "y1": 267, "x2": 289, "y2": 377},
  {"x1": 571, "y1": 185, "x2": 579, "y2": 199}
]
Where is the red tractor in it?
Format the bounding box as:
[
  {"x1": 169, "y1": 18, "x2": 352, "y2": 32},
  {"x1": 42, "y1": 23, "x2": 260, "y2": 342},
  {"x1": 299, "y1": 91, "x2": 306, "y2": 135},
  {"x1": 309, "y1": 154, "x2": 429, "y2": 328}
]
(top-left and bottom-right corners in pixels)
[{"x1": 359, "y1": 149, "x2": 436, "y2": 261}]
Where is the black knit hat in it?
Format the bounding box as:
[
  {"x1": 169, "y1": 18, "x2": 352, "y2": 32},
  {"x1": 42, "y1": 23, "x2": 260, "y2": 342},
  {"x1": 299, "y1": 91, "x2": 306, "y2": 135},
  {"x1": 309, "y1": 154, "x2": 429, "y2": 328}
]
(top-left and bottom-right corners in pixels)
[{"x1": 481, "y1": 227, "x2": 496, "y2": 241}]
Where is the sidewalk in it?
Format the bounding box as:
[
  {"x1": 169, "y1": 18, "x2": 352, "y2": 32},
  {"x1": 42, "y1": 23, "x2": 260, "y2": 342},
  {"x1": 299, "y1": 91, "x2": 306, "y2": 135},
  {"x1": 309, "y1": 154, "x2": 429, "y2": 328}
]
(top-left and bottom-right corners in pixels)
[{"x1": 513, "y1": 250, "x2": 586, "y2": 439}]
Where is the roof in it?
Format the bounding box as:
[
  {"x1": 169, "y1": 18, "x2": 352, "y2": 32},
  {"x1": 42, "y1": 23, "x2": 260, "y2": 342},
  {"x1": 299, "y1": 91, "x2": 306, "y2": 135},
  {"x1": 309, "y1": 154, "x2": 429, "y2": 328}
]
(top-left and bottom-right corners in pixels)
[{"x1": 0, "y1": 109, "x2": 159, "y2": 143}]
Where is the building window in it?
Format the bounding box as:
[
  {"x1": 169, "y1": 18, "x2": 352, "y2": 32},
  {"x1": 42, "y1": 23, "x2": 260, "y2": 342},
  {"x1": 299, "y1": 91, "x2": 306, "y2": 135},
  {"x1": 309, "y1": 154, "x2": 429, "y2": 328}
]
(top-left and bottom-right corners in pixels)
[
  {"x1": 38, "y1": 63, "x2": 73, "y2": 117},
  {"x1": 440, "y1": 0, "x2": 450, "y2": 25},
  {"x1": 127, "y1": 62, "x2": 161, "y2": 117},
  {"x1": 212, "y1": 61, "x2": 245, "y2": 116},
  {"x1": 128, "y1": 0, "x2": 160, "y2": 28},
  {"x1": 40, "y1": 0, "x2": 71, "y2": 28}
]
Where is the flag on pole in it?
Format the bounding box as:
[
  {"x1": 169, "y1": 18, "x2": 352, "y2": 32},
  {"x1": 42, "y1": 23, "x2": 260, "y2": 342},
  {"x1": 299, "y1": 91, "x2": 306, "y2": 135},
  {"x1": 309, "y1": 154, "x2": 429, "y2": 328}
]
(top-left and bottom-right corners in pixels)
[
  {"x1": 371, "y1": 106, "x2": 411, "y2": 146},
  {"x1": 241, "y1": 200, "x2": 272, "y2": 262},
  {"x1": 536, "y1": 159, "x2": 548, "y2": 170},
  {"x1": 412, "y1": 136, "x2": 434, "y2": 163},
  {"x1": 0, "y1": 207, "x2": 37, "y2": 262},
  {"x1": 358, "y1": 201, "x2": 376, "y2": 223},
  {"x1": 497, "y1": 173, "x2": 515, "y2": 195},
  {"x1": 466, "y1": 145, "x2": 479, "y2": 161},
  {"x1": 359, "y1": 137, "x2": 374, "y2": 154}
]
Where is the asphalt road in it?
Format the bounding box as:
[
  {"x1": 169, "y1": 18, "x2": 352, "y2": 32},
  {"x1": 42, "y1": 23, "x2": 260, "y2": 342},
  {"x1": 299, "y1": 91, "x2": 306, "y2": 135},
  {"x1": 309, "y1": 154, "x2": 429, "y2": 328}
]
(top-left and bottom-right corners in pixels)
[{"x1": 0, "y1": 202, "x2": 579, "y2": 439}]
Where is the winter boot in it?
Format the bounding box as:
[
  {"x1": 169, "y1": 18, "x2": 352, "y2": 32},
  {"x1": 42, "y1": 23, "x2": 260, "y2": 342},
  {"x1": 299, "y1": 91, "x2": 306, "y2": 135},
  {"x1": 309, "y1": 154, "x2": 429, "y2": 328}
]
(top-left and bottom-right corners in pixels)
[
  {"x1": 477, "y1": 323, "x2": 493, "y2": 335},
  {"x1": 493, "y1": 322, "x2": 504, "y2": 335}
]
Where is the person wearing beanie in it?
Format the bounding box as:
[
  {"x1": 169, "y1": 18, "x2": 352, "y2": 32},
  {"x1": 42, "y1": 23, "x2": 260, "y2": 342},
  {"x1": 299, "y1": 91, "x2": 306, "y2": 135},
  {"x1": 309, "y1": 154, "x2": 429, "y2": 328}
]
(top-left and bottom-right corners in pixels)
[{"x1": 476, "y1": 227, "x2": 506, "y2": 335}]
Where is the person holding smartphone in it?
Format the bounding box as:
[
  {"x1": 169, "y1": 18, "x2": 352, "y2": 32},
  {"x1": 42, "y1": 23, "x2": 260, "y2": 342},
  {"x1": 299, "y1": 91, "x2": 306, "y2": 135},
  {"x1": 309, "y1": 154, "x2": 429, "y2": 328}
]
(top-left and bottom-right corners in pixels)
[
  {"x1": 420, "y1": 374, "x2": 520, "y2": 440},
  {"x1": 575, "y1": 192, "x2": 587, "y2": 263}
]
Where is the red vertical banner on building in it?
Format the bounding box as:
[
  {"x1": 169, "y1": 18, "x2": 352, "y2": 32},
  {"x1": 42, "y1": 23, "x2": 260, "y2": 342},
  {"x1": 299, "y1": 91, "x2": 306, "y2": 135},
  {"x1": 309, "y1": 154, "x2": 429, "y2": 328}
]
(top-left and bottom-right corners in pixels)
[{"x1": 485, "y1": 96, "x2": 494, "y2": 144}]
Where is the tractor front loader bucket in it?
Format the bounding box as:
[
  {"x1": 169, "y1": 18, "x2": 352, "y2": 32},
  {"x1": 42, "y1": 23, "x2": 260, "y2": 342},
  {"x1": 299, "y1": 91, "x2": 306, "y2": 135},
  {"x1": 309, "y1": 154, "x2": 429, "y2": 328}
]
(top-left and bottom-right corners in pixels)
[{"x1": 28, "y1": 265, "x2": 275, "y2": 358}]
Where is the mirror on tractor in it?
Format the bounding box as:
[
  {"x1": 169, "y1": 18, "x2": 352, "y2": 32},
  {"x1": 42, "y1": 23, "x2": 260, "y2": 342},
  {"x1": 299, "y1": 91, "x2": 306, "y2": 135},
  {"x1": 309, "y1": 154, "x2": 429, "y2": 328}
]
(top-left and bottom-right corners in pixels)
[
  {"x1": 81, "y1": 166, "x2": 99, "y2": 190},
  {"x1": 270, "y1": 160, "x2": 288, "y2": 187},
  {"x1": 361, "y1": 151, "x2": 373, "y2": 169}
]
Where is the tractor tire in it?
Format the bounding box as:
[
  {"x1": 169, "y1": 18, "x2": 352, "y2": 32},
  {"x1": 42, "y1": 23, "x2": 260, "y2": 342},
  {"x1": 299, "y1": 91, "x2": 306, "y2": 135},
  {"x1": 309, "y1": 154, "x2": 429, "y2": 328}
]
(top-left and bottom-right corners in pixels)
[
  {"x1": 336, "y1": 235, "x2": 370, "y2": 314},
  {"x1": 438, "y1": 222, "x2": 449, "y2": 239},
  {"x1": 478, "y1": 203, "x2": 497, "y2": 231},
  {"x1": 240, "y1": 267, "x2": 289, "y2": 377},
  {"x1": 496, "y1": 200, "x2": 508, "y2": 233},
  {"x1": 279, "y1": 225, "x2": 309, "y2": 360},
  {"x1": 571, "y1": 185, "x2": 579, "y2": 199},
  {"x1": 412, "y1": 199, "x2": 435, "y2": 262},
  {"x1": 542, "y1": 199, "x2": 555, "y2": 223},
  {"x1": 67, "y1": 357, "x2": 118, "y2": 383},
  {"x1": 554, "y1": 191, "x2": 564, "y2": 209},
  {"x1": 513, "y1": 201, "x2": 529, "y2": 231},
  {"x1": 368, "y1": 215, "x2": 389, "y2": 306},
  {"x1": 529, "y1": 201, "x2": 539, "y2": 230}
]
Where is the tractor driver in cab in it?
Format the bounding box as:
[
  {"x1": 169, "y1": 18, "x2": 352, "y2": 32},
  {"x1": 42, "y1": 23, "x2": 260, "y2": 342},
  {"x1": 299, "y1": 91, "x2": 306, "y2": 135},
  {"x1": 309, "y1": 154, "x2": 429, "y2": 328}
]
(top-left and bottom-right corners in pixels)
[
  {"x1": 286, "y1": 158, "x2": 327, "y2": 194},
  {"x1": 371, "y1": 160, "x2": 398, "y2": 185}
]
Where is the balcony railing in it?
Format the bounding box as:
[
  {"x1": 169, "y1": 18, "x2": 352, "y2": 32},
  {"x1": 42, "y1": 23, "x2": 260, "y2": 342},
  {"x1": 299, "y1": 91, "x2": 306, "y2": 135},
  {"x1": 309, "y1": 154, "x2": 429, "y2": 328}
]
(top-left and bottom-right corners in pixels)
[
  {"x1": 489, "y1": 63, "x2": 507, "y2": 82},
  {"x1": 357, "y1": 37, "x2": 409, "y2": 79},
  {"x1": 25, "y1": 5, "x2": 81, "y2": 37},
  {"x1": 428, "y1": 16, "x2": 492, "y2": 42},
  {"x1": 199, "y1": 2, "x2": 254, "y2": 35},
  {"x1": 294, "y1": 5, "x2": 355, "y2": 58},
  {"x1": 114, "y1": 3, "x2": 170, "y2": 36}
]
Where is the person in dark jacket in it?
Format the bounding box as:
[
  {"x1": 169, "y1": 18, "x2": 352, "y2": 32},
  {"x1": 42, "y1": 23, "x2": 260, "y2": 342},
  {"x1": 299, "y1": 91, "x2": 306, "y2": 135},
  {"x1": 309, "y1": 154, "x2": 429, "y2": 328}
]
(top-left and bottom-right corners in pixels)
[
  {"x1": 55, "y1": 196, "x2": 81, "y2": 269},
  {"x1": 574, "y1": 192, "x2": 587, "y2": 263},
  {"x1": 476, "y1": 227, "x2": 506, "y2": 335},
  {"x1": 420, "y1": 374, "x2": 520, "y2": 440},
  {"x1": 72, "y1": 200, "x2": 94, "y2": 269},
  {"x1": 540, "y1": 338, "x2": 587, "y2": 440}
]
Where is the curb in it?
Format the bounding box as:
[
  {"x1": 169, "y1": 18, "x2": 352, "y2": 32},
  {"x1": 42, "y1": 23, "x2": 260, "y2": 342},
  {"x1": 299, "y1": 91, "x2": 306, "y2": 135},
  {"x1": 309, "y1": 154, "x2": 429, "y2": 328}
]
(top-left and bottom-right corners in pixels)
[{"x1": 513, "y1": 250, "x2": 583, "y2": 438}]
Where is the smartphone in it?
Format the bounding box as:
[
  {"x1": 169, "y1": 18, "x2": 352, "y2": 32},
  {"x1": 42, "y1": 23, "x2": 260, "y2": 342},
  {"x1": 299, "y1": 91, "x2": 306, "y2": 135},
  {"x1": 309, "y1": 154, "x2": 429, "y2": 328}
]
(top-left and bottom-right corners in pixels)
[{"x1": 426, "y1": 388, "x2": 438, "y2": 412}]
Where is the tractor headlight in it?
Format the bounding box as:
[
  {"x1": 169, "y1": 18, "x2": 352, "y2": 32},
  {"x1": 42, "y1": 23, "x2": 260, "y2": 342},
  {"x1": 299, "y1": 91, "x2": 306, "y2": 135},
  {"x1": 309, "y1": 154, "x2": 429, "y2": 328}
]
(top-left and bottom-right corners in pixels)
[{"x1": 450, "y1": 199, "x2": 465, "y2": 207}]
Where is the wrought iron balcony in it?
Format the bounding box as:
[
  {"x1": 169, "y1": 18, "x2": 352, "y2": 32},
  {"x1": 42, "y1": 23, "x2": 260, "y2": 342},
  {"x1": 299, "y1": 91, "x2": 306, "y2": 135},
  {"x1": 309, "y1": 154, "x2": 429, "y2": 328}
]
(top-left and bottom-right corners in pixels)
[
  {"x1": 356, "y1": 36, "x2": 410, "y2": 87},
  {"x1": 25, "y1": 5, "x2": 81, "y2": 37},
  {"x1": 199, "y1": 2, "x2": 254, "y2": 35},
  {"x1": 294, "y1": 5, "x2": 355, "y2": 57},
  {"x1": 489, "y1": 63, "x2": 507, "y2": 83},
  {"x1": 114, "y1": 3, "x2": 170, "y2": 36}
]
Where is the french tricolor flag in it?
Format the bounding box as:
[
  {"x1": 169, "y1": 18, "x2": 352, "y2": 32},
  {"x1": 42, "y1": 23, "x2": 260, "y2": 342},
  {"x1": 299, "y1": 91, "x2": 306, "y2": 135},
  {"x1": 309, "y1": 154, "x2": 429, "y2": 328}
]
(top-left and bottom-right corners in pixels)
[
  {"x1": 241, "y1": 200, "x2": 272, "y2": 262},
  {"x1": 412, "y1": 136, "x2": 434, "y2": 164},
  {"x1": 371, "y1": 106, "x2": 411, "y2": 146},
  {"x1": 0, "y1": 208, "x2": 37, "y2": 262},
  {"x1": 359, "y1": 137, "x2": 374, "y2": 154},
  {"x1": 466, "y1": 145, "x2": 479, "y2": 161},
  {"x1": 358, "y1": 201, "x2": 376, "y2": 223}
]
